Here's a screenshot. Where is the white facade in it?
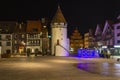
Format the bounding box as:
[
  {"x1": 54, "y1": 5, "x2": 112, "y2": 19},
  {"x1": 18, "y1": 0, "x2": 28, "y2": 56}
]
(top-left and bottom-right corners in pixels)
[
  {"x1": 112, "y1": 22, "x2": 120, "y2": 58},
  {"x1": 113, "y1": 23, "x2": 120, "y2": 45},
  {"x1": 0, "y1": 34, "x2": 12, "y2": 54},
  {"x1": 102, "y1": 20, "x2": 114, "y2": 46},
  {"x1": 51, "y1": 23, "x2": 69, "y2": 56},
  {"x1": 26, "y1": 33, "x2": 42, "y2": 53}
]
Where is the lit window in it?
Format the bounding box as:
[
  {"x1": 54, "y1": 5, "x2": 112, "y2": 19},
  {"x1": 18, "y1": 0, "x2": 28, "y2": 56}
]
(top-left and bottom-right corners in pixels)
[
  {"x1": 43, "y1": 26, "x2": 46, "y2": 28},
  {"x1": 22, "y1": 34, "x2": 24, "y2": 38}
]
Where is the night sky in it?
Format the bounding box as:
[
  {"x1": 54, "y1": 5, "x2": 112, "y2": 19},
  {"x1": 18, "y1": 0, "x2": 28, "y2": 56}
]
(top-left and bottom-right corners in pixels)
[{"x1": 0, "y1": 0, "x2": 120, "y2": 37}]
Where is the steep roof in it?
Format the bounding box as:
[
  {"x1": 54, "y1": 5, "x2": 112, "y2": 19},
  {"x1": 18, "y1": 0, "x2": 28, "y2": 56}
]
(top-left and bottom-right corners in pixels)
[
  {"x1": 26, "y1": 20, "x2": 42, "y2": 33},
  {"x1": 51, "y1": 6, "x2": 67, "y2": 23},
  {"x1": 14, "y1": 22, "x2": 26, "y2": 33},
  {"x1": 94, "y1": 24, "x2": 102, "y2": 36},
  {"x1": 102, "y1": 20, "x2": 113, "y2": 35},
  {"x1": 0, "y1": 21, "x2": 17, "y2": 34}
]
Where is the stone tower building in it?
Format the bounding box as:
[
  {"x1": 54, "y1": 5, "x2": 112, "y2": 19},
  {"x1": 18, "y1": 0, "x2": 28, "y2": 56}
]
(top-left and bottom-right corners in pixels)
[{"x1": 51, "y1": 6, "x2": 69, "y2": 56}]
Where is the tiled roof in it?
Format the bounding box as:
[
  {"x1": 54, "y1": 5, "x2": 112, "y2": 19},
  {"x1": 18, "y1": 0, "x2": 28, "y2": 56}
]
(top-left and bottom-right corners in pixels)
[
  {"x1": 26, "y1": 20, "x2": 42, "y2": 32},
  {"x1": 14, "y1": 22, "x2": 26, "y2": 33},
  {"x1": 0, "y1": 21, "x2": 17, "y2": 34},
  {"x1": 51, "y1": 6, "x2": 67, "y2": 23}
]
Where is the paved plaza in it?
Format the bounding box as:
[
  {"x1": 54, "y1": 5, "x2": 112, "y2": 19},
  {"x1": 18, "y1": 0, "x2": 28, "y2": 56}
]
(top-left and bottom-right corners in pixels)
[{"x1": 0, "y1": 56, "x2": 120, "y2": 80}]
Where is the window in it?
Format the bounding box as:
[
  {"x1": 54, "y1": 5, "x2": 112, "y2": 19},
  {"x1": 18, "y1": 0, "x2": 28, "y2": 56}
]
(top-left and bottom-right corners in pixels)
[
  {"x1": 37, "y1": 40, "x2": 40, "y2": 44},
  {"x1": 6, "y1": 35, "x2": 11, "y2": 40},
  {"x1": 0, "y1": 35, "x2": 1, "y2": 40},
  {"x1": 32, "y1": 28, "x2": 38, "y2": 32},
  {"x1": 0, "y1": 42, "x2": 2, "y2": 46},
  {"x1": 22, "y1": 34, "x2": 24, "y2": 38},
  {"x1": 117, "y1": 26, "x2": 120, "y2": 29},
  {"x1": 117, "y1": 33, "x2": 120, "y2": 36},
  {"x1": 14, "y1": 35, "x2": 17, "y2": 39},
  {"x1": 117, "y1": 40, "x2": 120, "y2": 44},
  {"x1": 6, "y1": 42, "x2": 11, "y2": 46},
  {"x1": 15, "y1": 40, "x2": 17, "y2": 44}
]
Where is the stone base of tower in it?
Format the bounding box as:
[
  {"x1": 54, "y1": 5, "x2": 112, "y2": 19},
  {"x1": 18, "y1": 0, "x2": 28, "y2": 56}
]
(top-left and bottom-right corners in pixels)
[{"x1": 55, "y1": 45, "x2": 69, "y2": 56}]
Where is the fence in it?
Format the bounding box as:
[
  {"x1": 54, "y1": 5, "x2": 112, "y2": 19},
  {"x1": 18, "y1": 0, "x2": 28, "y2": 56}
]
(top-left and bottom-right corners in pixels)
[{"x1": 78, "y1": 49, "x2": 99, "y2": 58}]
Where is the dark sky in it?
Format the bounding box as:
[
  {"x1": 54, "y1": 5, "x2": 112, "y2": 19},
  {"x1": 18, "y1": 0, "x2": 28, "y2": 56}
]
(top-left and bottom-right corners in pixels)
[{"x1": 0, "y1": 0, "x2": 120, "y2": 37}]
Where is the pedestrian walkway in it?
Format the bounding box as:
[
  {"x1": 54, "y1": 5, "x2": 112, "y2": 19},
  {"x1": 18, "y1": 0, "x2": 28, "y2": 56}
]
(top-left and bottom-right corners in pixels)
[{"x1": 0, "y1": 56, "x2": 119, "y2": 80}]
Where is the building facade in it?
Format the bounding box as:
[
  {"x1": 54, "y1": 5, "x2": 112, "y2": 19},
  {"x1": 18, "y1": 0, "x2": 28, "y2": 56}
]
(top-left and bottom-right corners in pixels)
[
  {"x1": 51, "y1": 6, "x2": 69, "y2": 56},
  {"x1": 26, "y1": 20, "x2": 42, "y2": 54},
  {"x1": 13, "y1": 22, "x2": 26, "y2": 54},
  {"x1": 84, "y1": 29, "x2": 95, "y2": 49},
  {"x1": 70, "y1": 28, "x2": 83, "y2": 53},
  {"x1": 102, "y1": 20, "x2": 114, "y2": 54},
  {"x1": 94, "y1": 24, "x2": 103, "y2": 48},
  {"x1": 0, "y1": 21, "x2": 16, "y2": 55},
  {"x1": 84, "y1": 32, "x2": 89, "y2": 48},
  {"x1": 113, "y1": 18, "x2": 120, "y2": 56},
  {"x1": 0, "y1": 34, "x2": 12, "y2": 54},
  {"x1": 102, "y1": 20, "x2": 114, "y2": 47}
]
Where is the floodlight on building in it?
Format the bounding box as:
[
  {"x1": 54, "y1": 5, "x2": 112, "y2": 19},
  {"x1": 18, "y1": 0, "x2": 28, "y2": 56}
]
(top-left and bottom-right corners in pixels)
[{"x1": 114, "y1": 45, "x2": 120, "y2": 48}]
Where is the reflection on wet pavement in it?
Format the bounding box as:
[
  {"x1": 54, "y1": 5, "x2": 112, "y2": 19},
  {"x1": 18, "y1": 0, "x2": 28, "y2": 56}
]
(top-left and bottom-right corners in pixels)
[{"x1": 77, "y1": 62, "x2": 120, "y2": 77}]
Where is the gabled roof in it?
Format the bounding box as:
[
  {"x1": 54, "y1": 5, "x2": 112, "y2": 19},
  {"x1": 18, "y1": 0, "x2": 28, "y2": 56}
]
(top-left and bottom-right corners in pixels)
[
  {"x1": 94, "y1": 24, "x2": 102, "y2": 36},
  {"x1": 102, "y1": 20, "x2": 113, "y2": 35},
  {"x1": 51, "y1": 5, "x2": 67, "y2": 23},
  {"x1": 14, "y1": 22, "x2": 26, "y2": 33},
  {"x1": 117, "y1": 15, "x2": 120, "y2": 20},
  {"x1": 0, "y1": 21, "x2": 17, "y2": 34},
  {"x1": 26, "y1": 20, "x2": 42, "y2": 33},
  {"x1": 102, "y1": 20, "x2": 114, "y2": 40}
]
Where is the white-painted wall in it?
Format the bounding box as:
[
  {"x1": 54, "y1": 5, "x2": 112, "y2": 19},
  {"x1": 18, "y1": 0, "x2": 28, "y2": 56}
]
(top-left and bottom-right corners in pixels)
[
  {"x1": 51, "y1": 23, "x2": 69, "y2": 56},
  {"x1": 26, "y1": 33, "x2": 42, "y2": 53},
  {"x1": 26, "y1": 46, "x2": 41, "y2": 53},
  {"x1": 0, "y1": 34, "x2": 12, "y2": 54},
  {"x1": 114, "y1": 23, "x2": 120, "y2": 45}
]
